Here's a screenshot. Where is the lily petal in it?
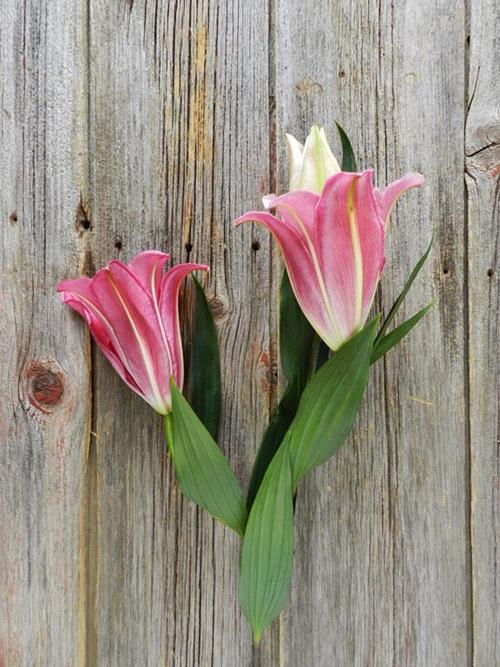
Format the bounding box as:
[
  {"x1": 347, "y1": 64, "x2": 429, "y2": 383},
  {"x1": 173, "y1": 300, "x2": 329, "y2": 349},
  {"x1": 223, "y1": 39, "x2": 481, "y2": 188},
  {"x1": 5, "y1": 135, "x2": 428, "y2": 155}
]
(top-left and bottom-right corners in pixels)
[
  {"x1": 128, "y1": 250, "x2": 170, "y2": 295},
  {"x1": 285, "y1": 133, "x2": 305, "y2": 191},
  {"x1": 379, "y1": 172, "x2": 425, "y2": 224},
  {"x1": 263, "y1": 190, "x2": 320, "y2": 238},
  {"x1": 315, "y1": 171, "x2": 384, "y2": 341},
  {"x1": 160, "y1": 262, "x2": 209, "y2": 391},
  {"x1": 234, "y1": 211, "x2": 333, "y2": 342},
  {"x1": 57, "y1": 279, "x2": 141, "y2": 395}
]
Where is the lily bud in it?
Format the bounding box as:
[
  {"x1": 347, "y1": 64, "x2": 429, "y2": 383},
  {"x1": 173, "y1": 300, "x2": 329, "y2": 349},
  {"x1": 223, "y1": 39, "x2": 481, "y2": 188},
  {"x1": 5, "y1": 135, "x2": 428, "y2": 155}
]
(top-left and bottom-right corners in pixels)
[
  {"x1": 286, "y1": 125, "x2": 341, "y2": 193},
  {"x1": 57, "y1": 251, "x2": 208, "y2": 414}
]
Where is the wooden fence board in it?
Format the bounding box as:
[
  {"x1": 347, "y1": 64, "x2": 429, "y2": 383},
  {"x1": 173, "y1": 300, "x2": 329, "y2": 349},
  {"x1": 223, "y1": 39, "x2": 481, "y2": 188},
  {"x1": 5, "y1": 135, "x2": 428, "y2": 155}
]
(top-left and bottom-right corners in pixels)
[
  {"x1": 0, "y1": 1, "x2": 91, "y2": 665},
  {"x1": 85, "y1": 1, "x2": 274, "y2": 664},
  {"x1": 274, "y1": 0, "x2": 471, "y2": 664},
  {"x1": 466, "y1": 0, "x2": 500, "y2": 663}
]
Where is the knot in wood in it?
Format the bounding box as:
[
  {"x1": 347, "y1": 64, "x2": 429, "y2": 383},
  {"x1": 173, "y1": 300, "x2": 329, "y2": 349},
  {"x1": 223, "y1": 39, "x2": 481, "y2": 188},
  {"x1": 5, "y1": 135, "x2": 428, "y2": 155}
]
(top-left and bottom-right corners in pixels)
[
  {"x1": 294, "y1": 78, "x2": 324, "y2": 96},
  {"x1": 208, "y1": 295, "x2": 228, "y2": 321},
  {"x1": 26, "y1": 362, "x2": 65, "y2": 412}
]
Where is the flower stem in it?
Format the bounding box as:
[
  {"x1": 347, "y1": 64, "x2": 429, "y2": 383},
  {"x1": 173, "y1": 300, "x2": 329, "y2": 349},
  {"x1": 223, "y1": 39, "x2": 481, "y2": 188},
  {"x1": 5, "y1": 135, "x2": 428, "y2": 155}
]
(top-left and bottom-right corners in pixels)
[{"x1": 164, "y1": 411, "x2": 174, "y2": 456}]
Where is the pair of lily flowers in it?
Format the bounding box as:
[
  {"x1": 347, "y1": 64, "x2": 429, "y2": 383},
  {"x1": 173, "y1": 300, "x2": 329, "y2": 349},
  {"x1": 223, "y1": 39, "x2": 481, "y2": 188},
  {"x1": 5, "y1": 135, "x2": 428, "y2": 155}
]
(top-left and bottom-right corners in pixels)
[{"x1": 58, "y1": 126, "x2": 429, "y2": 641}]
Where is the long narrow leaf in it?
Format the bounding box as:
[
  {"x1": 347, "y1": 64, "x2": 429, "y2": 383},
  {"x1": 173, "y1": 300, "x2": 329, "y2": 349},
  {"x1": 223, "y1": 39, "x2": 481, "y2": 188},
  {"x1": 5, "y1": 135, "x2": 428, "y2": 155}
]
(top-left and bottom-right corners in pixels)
[
  {"x1": 371, "y1": 303, "x2": 432, "y2": 363},
  {"x1": 241, "y1": 319, "x2": 378, "y2": 642},
  {"x1": 239, "y1": 440, "x2": 294, "y2": 643},
  {"x1": 289, "y1": 318, "x2": 378, "y2": 484},
  {"x1": 246, "y1": 374, "x2": 302, "y2": 509},
  {"x1": 168, "y1": 383, "x2": 247, "y2": 536},
  {"x1": 376, "y1": 234, "x2": 433, "y2": 342},
  {"x1": 190, "y1": 277, "x2": 221, "y2": 438},
  {"x1": 246, "y1": 273, "x2": 317, "y2": 509},
  {"x1": 335, "y1": 121, "x2": 357, "y2": 172}
]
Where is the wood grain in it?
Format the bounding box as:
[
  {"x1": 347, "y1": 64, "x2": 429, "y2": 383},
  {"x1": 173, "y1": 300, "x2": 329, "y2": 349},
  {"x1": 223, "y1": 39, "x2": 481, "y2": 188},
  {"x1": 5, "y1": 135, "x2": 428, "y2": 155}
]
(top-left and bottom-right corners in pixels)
[
  {"x1": 466, "y1": 0, "x2": 499, "y2": 663},
  {"x1": 85, "y1": 1, "x2": 275, "y2": 664},
  {"x1": 274, "y1": 0, "x2": 471, "y2": 664},
  {"x1": 0, "y1": 0, "x2": 498, "y2": 664},
  {"x1": 0, "y1": 1, "x2": 91, "y2": 665}
]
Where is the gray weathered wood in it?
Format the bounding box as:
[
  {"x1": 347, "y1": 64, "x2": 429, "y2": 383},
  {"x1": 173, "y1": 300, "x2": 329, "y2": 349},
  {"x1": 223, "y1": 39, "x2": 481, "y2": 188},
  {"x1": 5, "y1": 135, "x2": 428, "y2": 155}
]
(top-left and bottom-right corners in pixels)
[
  {"x1": 85, "y1": 1, "x2": 275, "y2": 665},
  {"x1": 466, "y1": 0, "x2": 500, "y2": 663},
  {"x1": 0, "y1": 1, "x2": 91, "y2": 665},
  {"x1": 275, "y1": 0, "x2": 471, "y2": 664},
  {"x1": 0, "y1": 0, "x2": 498, "y2": 665}
]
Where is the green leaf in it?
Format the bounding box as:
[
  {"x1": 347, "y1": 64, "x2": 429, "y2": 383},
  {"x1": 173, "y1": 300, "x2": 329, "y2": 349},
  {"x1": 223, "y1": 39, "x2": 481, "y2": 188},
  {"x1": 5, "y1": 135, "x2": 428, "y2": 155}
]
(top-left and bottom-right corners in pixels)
[
  {"x1": 241, "y1": 320, "x2": 379, "y2": 642},
  {"x1": 246, "y1": 374, "x2": 302, "y2": 510},
  {"x1": 376, "y1": 233, "x2": 434, "y2": 343},
  {"x1": 190, "y1": 277, "x2": 221, "y2": 439},
  {"x1": 371, "y1": 303, "x2": 432, "y2": 363},
  {"x1": 335, "y1": 121, "x2": 357, "y2": 172},
  {"x1": 279, "y1": 271, "x2": 316, "y2": 384},
  {"x1": 246, "y1": 273, "x2": 317, "y2": 510},
  {"x1": 167, "y1": 383, "x2": 247, "y2": 536},
  {"x1": 289, "y1": 318, "x2": 378, "y2": 484},
  {"x1": 239, "y1": 440, "x2": 294, "y2": 643}
]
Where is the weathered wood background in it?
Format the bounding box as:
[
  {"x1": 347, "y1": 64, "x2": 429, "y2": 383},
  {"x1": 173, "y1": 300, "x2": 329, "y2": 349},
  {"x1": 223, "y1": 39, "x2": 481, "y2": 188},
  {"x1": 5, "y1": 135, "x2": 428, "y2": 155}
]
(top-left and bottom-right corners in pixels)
[{"x1": 0, "y1": 0, "x2": 498, "y2": 665}]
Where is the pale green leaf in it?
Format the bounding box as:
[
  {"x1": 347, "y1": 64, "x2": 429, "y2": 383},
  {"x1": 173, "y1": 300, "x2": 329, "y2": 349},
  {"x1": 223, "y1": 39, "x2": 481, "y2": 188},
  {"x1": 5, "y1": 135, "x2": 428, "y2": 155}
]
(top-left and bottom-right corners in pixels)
[
  {"x1": 239, "y1": 440, "x2": 294, "y2": 643},
  {"x1": 371, "y1": 303, "x2": 432, "y2": 363},
  {"x1": 289, "y1": 318, "x2": 378, "y2": 485},
  {"x1": 167, "y1": 383, "x2": 247, "y2": 535}
]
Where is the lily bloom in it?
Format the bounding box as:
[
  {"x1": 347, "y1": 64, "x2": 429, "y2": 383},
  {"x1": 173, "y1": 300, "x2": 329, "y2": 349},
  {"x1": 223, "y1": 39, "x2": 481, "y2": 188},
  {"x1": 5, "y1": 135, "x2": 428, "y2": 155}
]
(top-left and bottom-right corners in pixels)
[
  {"x1": 286, "y1": 125, "x2": 340, "y2": 193},
  {"x1": 57, "y1": 251, "x2": 208, "y2": 414},
  {"x1": 235, "y1": 170, "x2": 424, "y2": 350}
]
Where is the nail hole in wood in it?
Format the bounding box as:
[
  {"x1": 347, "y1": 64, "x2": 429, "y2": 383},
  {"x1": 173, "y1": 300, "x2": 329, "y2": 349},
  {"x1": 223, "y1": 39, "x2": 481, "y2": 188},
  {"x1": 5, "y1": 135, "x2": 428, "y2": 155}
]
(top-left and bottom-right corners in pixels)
[
  {"x1": 252, "y1": 241, "x2": 260, "y2": 251},
  {"x1": 486, "y1": 268, "x2": 494, "y2": 277},
  {"x1": 338, "y1": 68, "x2": 346, "y2": 79},
  {"x1": 114, "y1": 239, "x2": 122, "y2": 250},
  {"x1": 442, "y1": 267, "x2": 449, "y2": 275},
  {"x1": 76, "y1": 201, "x2": 91, "y2": 231},
  {"x1": 185, "y1": 242, "x2": 193, "y2": 253},
  {"x1": 9, "y1": 211, "x2": 17, "y2": 224}
]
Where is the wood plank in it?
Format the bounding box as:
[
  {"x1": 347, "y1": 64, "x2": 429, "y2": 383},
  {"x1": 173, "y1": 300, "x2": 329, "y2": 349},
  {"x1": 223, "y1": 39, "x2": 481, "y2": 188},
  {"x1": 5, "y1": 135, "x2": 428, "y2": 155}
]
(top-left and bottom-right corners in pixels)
[
  {"x1": 274, "y1": 4, "x2": 394, "y2": 664},
  {"x1": 274, "y1": 0, "x2": 470, "y2": 664},
  {"x1": 85, "y1": 0, "x2": 275, "y2": 663},
  {"x1": 465, "y1": 0, "x2": 500, "y2": 663},
  {"x1": 0, "y1": 1, "x2": 91, "y2": 665}
]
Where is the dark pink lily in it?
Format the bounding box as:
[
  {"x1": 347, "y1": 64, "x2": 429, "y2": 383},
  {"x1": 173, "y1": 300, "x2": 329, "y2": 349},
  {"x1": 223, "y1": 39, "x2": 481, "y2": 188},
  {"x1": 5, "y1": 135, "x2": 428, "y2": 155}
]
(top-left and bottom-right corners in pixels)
[
  {"x1": 235, "y1": 170, "x2": 424, "y2": 350},
  {"x1": 57, "y1": 251, "x2": 208, "y2": 414}
]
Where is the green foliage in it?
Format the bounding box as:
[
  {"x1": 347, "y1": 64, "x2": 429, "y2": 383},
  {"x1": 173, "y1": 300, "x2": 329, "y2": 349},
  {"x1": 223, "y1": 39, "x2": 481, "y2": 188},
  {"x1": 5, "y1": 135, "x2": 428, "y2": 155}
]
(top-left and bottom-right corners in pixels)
[
  {"x1": 335, "y1": 121, "x2": 357, "y2": 172},
  {"x1": 372, "y1": 303, "x2": 432, "y2": 363},
  {"x1": 167, "y1": 383, "x2": 247, "y2": 536},
  {"x1": 240, "y1": 321, "x2": 377, "y2": 640},
  {"x1": 246, "y1": 272, "x2": 317, "y2": 509},
  {"x1": 190, "y1": 277, "x2": 221, "y2": 439},
  {"x1": 239, "y1": 441, "x2": 294, "y2": 643}
]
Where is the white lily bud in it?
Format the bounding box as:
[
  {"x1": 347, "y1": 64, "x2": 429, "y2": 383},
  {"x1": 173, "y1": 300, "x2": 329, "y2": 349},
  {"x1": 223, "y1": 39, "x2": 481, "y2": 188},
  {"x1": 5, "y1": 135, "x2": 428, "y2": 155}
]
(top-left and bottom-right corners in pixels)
[{"x1": 285, "y1": 125, "x2": 341, "y2": 194}]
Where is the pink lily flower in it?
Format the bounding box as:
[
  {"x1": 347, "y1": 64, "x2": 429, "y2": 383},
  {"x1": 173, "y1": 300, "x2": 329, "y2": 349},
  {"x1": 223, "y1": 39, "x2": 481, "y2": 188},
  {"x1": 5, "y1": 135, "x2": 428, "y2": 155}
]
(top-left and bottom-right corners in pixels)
[
  {"x1": 57, "y1": 251, "x2": 208, "y2": 414},
  {"x1": 235, "y1": 170, "x2": 424, "y2": 350}
]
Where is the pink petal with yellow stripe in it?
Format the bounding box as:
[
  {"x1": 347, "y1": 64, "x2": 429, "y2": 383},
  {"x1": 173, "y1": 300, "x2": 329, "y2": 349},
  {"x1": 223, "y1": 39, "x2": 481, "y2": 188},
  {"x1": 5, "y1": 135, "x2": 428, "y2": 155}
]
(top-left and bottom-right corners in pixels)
[
  {"x1": 235, "y1": 169, "x2": 423, "y2": 350},
  {"x1": 57, "y1": 251, "x2": 207, "y2": 413}
]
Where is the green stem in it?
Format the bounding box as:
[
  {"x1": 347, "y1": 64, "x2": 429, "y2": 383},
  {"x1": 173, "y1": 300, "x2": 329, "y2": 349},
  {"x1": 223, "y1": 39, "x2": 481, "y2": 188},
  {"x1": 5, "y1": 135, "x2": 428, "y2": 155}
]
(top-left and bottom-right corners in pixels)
[{"x1": 164, "y1": 411, "x2": 174, "y2": 456}]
